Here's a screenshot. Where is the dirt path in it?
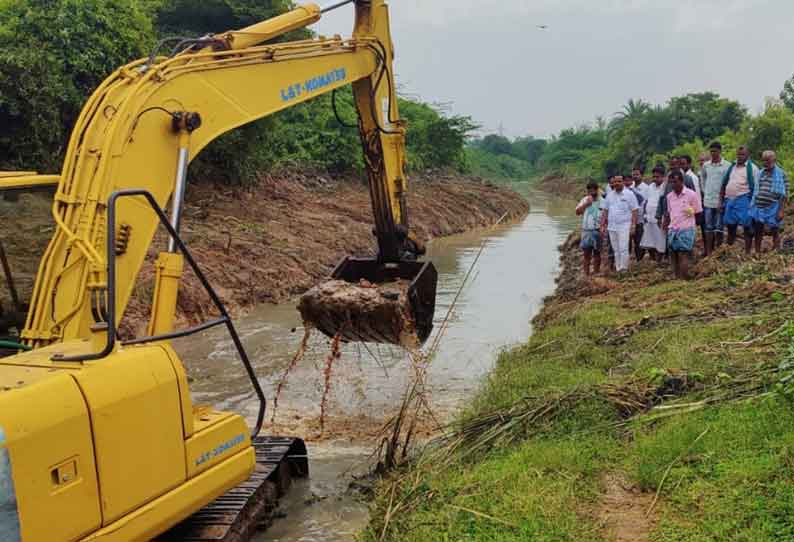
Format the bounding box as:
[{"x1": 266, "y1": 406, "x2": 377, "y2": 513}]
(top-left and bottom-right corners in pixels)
[{"x1": 596, "y1": 473, "x2": 656, "y2": 542}]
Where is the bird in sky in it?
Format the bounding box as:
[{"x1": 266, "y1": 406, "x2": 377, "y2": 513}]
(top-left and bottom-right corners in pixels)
[{"x1": 537, "y1": 25, "x2": 548, "y2": 30}]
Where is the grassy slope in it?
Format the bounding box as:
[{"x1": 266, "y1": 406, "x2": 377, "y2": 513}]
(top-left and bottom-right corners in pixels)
[
  {"x1": 465, "y1": 147, "x2": 536, "y2": 181},
  {"x1": 363, "y1": 236, "x2": 794, "y2": 541}
]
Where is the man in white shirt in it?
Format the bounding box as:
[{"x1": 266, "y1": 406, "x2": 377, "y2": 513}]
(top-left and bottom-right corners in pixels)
[
  {"x1": 624, "y1": 171, "x2": 646, "y2": 261},
  {"x1": 640, "y1": 165, "x2": 667, "y2": 262},
  {"x1": 632, "y1": 166, "x2": 651, "y2": 201},
  {"x1": 600, "y1": 174, "x2": 639, "y2": 273}
]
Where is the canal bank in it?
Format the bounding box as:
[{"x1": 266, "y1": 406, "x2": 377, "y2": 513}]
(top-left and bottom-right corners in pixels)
[
  {"x1": 363, "y1": 224, "x2": 794, "y2": 541},
  {"x1": 172, "y1": 186, "x2": 578, "y2": 541}
]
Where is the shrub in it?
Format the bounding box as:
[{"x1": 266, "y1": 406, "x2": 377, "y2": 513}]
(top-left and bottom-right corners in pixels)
[{"x1": 0, "y1": 0, "x2": 156, "y2": 171}]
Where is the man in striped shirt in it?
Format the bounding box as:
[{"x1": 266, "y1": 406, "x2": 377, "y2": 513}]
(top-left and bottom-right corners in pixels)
[{"x1": 749, "y1": 150, "x2": 788, "y2": 253}]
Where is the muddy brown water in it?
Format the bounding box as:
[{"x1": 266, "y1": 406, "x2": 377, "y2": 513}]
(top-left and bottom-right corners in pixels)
[{"x1": 172, "y1": 187, "x2": 577, "y2": 541}]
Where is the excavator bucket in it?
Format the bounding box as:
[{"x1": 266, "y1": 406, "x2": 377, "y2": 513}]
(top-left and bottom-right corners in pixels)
[{"x1": 299, "y1": 257, "x2": 438, "y2": 346}]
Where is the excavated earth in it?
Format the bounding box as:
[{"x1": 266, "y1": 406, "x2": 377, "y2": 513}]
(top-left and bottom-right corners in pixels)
[{"x1": 297, "y1": 279, "x2": 416, "y2": 347}]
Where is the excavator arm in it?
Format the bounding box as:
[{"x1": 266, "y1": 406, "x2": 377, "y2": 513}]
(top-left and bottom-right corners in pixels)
[{"x1": 20, "y1": 0, "x2": 431, "y2": 349}]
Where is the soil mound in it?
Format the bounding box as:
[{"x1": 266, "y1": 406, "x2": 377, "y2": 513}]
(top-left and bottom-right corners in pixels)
[{"x1": 298, "y1": 279, "x2": 417, "y2": 346}]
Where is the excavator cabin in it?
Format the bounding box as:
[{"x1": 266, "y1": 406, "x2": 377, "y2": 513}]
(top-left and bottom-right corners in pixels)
[{"x1": 0, "y1": 2, "x2": 436, "y2": 541}]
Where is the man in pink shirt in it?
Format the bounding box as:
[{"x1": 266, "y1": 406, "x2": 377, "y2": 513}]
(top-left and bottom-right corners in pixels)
[{"x1": 663, "y1": 170, "x2": 703, "y2": 279}]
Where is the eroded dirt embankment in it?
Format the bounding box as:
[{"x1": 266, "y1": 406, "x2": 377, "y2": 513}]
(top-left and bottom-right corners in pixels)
[
  {"x1": 124, "y1": 169, "x2": 528, "y2": 332},
  {"x1": 534, "y1": 174, "x2": 585, "y2": 199}
]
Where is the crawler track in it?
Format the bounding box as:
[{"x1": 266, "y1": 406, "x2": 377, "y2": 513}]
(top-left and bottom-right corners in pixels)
[{"x1": 161, "y1": 437, "x2": 308, "y2": 542}]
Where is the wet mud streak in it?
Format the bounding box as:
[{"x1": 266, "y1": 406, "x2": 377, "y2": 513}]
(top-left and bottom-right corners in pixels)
[
  {"x1": 271, "y1": 326, "x2": 313, "y2": 424},
  {"x1": 596, "y1": 473, "x2": 656, "y2": 542},
  {"x1": 319, "y1": 331, "x2": 344, "y2": 433}
]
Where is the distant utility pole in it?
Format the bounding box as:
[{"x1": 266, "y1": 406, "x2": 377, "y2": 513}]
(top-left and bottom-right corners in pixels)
[{"x1": 498, "y1": 122, "x2": 504, "y2": 136}]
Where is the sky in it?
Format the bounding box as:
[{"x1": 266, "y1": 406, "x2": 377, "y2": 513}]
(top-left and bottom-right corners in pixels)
[{"x1": 316, "y1": 0, "x2": 794, "y2": 138}]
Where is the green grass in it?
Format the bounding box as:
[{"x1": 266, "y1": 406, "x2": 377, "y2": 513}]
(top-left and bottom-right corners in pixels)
[
  {"x1": 363, "y1": 433, "x2": 619, "y2": 542},
  {"x1": 630, "y1": 399, "x2": 794, "y2": 541},
  {"x1": 362, "y1": 255, "x2": 794, "y2": 542},
  {"x1": 465, "y1": 147, "x2": 536, "y2": 181}
]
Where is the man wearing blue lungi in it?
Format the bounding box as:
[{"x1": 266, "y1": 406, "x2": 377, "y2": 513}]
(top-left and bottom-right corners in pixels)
[
  {"x1": 720, "y1": 146, "x2": 760, "y2": 255},
  {"x1": 749, "y1": 150, "x2": 787, "y2": 253}
]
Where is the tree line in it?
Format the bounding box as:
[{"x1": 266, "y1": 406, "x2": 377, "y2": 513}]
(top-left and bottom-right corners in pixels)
[
  {"x1": 13, "y1": 0, "x2": 786, "y2": 186},
  {"x1": 476, "y1": 85, "x2": 794, "y2": 183},
  {"x1": 0, "y1": 0, "x2": 477, "y2": 183}
]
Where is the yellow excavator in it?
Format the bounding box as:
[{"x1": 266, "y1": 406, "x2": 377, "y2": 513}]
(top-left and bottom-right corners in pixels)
[{"x1": 0, "y1": 1, "x2": 437, "y2": 540}]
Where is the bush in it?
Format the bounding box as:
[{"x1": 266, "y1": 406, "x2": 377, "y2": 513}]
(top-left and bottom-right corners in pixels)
[
  {"x1": 190, "y1": 90, "x2": 478, "y2": 184},
  {"x1": 466, "y1": 133, "x2": 548, "y2": 180},
  {"x1": 154, "y1": 0, "x2": 295, "y2": 37},
  {"x1": 400, "y1": 100, "x2": 477, "y2": 172},
  {"x1": 465, "y1": 147, "x2": 534, "y2": 180},
  {"x1": 744, "y1": 103, "x2": 794, "y2": 164},
  {"x1": 0, "y1": 0, "x2": 156, "y2": 171}
]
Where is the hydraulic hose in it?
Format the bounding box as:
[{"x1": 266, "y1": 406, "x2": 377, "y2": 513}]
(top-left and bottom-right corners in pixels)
[
  {"x1": 0, "y1": 340, "x2": 31, "y2": 351},
  {"x1": 321, "y1": 0, "x2": 356, "y2": 14}
]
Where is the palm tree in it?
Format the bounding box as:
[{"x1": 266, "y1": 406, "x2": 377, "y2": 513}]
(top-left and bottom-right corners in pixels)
[
  {"x1": 608, "y1": 98, "x2": 652, "y2": 134},
  {"x1": 638, "y1": 105, "x2": 678, "y2": 154},
  {"x1": 617, "y1": 98, "x2": 652, "y2": 120}
]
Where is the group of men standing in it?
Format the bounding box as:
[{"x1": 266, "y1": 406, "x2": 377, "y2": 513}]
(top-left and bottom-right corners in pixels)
[{"x1": 575, "y1": 142, "x2": 789, "y2": 280}]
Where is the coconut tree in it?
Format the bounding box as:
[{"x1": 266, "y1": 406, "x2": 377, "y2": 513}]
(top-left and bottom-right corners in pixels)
[{"x1": 608, "y1": 98, "x2": 652, "y2": 134}]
